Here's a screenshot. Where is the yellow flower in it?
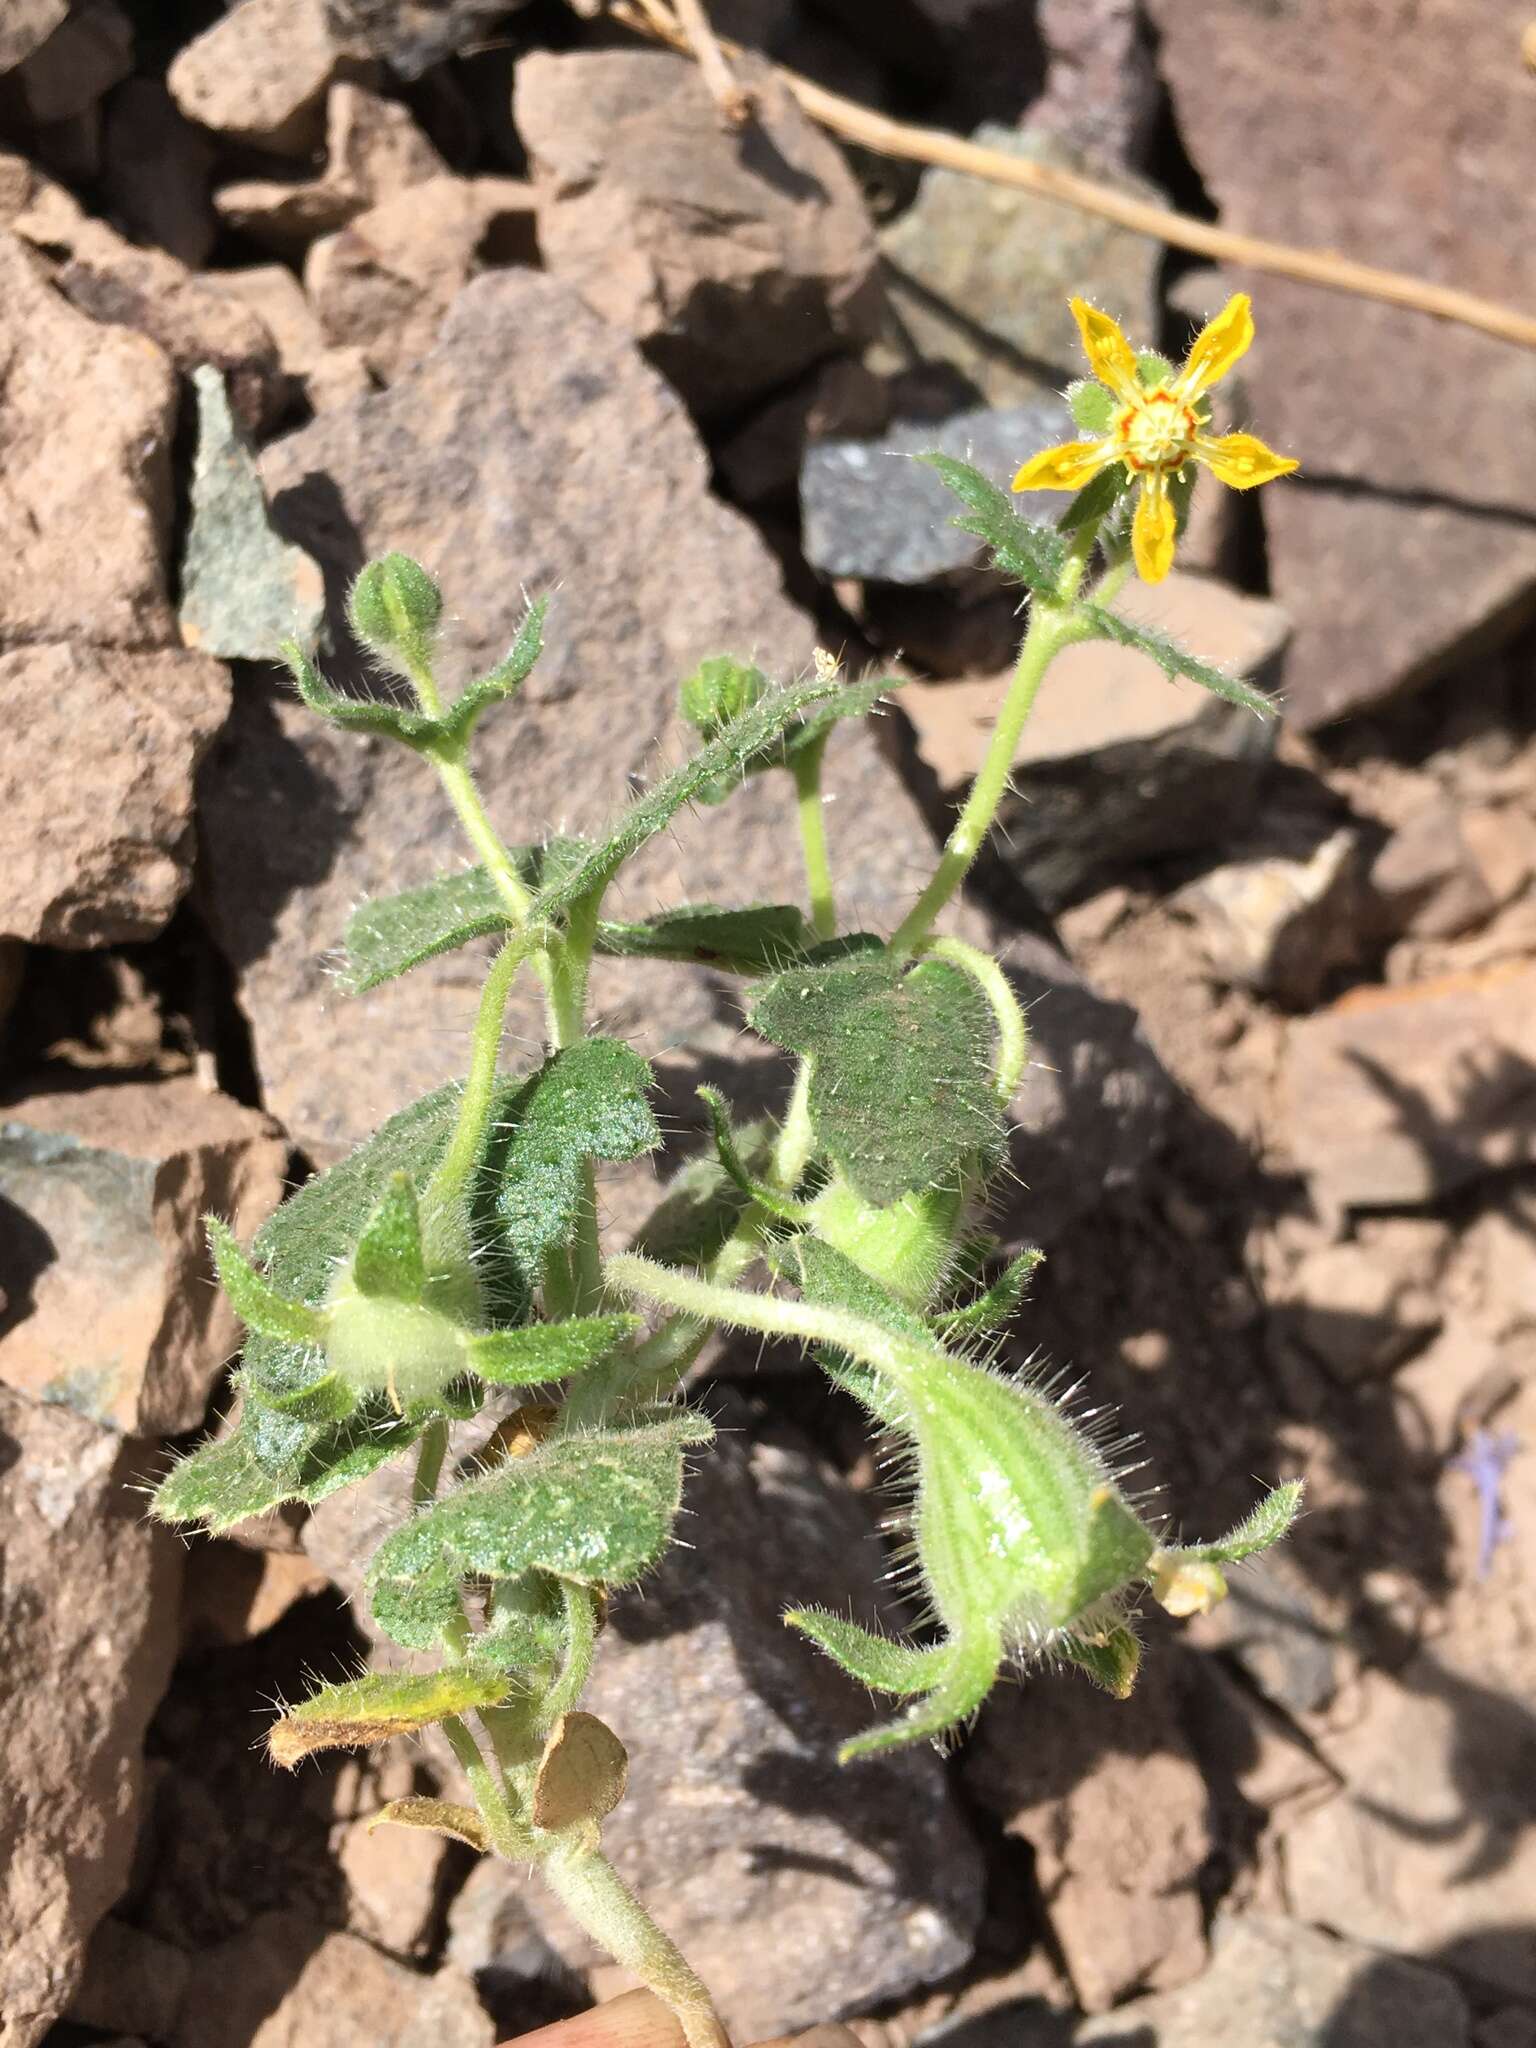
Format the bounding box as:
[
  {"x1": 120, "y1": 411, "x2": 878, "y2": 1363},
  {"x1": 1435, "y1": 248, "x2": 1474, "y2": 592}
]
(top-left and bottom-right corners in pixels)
[{"x1": 1013, "y1": 294, "x2": 1298, "y2": 584}]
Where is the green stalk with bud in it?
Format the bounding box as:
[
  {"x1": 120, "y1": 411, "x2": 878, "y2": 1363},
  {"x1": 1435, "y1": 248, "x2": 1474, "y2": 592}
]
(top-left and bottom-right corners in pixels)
[{"x1": 153, "y1": 297, "x2": 1301, "y2": 2046}]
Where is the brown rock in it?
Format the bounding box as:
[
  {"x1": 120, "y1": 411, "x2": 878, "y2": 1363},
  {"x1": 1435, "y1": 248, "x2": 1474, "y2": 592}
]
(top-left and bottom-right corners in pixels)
[
  {"x1": 0, "y1": 0, "x2": 67, "y2": 74},
  {"x1": 1030, "y1": 0, "x2": 1158, "y2": 167},
  {"x1": 214, "y1": 81, "x2": 447, "y2": 254},
  {"x1": 100, "y1": 79, "x2": 217, "y2": 267},
  {"x1": 200, "y1": 264, "x2": 376, "y2": 414},
  {"x1": 67, "y1": 1917, "x2": 190, "y2": 2041},
  {"x1": 1281, "y1": 967, "x2": 1536, "y2": 1210},
  {"x1": 0, "y1": 1075, "x2": 288, "y2": 1435},
  {"x1": 336, "y1": 1808, "x2": 449, "y2": 1957},
  {"x1": 167, "y1": 0, "x2": 372, "y2": 158},
  {"x1": 0, "y1": 1390, "x2": 181, "y2": 2048},
  {"x1": 515, "y1": 48, "x2": 881, "y2": 415},
  {"x1": 901, "y1": 572, "x2": 1286, "y2": 910},
  {"x1": 5, "y1": 0, "x2": 131, "y2": 126},
  {"x1": 1077, "y1": 1913, "x2": 1471, "y2": 2048},
  {"x1": 179, "y1": 1541, "x2": 332, "y2": 1649},
  {"x1": 1146, "y1": 0, "x2": 1536, "y2": 729},
  {"x1": 1280, "y1": 1237, "x2": 1440, "y2": 1380},
  {"x1": 1462, "y1": 801, "x2": 1536, "y2": 910},
  {"x1": 0, "y1": 643, "x2": 230, "y2": 946},
  {"x1": 1281, "y1": 1662, "x2": 1536, "y2": 2001},
  {"x1": 0, "y1": 231, "x2": 176, "y2": 650},
  {"x1": 174, "y1": 1916, "x2": 493, "y2": 2048},
  {"x1": 1368, "y1": 793, "x2": 1497, "y2": 941},
  {"x1": 965, "y1": 1647, "x2": 1212, "y2": 2012},
  {"x1": 1176, "y1": 822, "x2": 1361, "y2": 1009},
  {"x1": 305, "y1": 174, "x2": 532, "y2": 383}
]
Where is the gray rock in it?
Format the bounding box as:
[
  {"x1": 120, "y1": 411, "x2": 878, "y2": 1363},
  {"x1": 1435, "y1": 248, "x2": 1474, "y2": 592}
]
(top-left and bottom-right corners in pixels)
[
  {"x1": 0, "y1": 1390, "x2": 182, "y2": 2048},
  {"x1": 179, "y1": 367, "x2": 325, "y2": 663},
  {"x1": 0, "y1": 1076, "x2": 289, "y2": 1435},
  {"x1": 1148, "y1": 0, "x2": 1536, "y2": 729},
  {"x1": 801, "y1": 397, "x2": 1073, "y2": 583},
  {"x1": 1077, "y1": 1913, "x2": 1471, "y2": 2048},
  {"x1": 515, "y1": 48, "x2": 882, "y2": 416},
  {"x1": 873, "y1": 127, "x2": 1163, "y2": 408},
  {"x1": 901, "y1": 572, "x2": 1287, "y2": 910},
  {"x1": 0, "y1": 642, "x2": 231, "y2": 946},
  {"x1": 323, "y1": 0, "x2": 530, "y2": 80}
]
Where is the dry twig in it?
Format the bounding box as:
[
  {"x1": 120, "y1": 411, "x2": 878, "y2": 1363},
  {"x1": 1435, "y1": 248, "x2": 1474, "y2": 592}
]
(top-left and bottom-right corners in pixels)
[
  {"x1": 604, "y1": 0, "x2": 1536, "y2": 352},
  {"x1": 669, "y1": 0, "x2": 752, "y2": 125}
]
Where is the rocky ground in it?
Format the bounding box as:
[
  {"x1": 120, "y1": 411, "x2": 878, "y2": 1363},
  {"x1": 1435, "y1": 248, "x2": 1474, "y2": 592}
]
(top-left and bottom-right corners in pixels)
[{"x1": 1, "y1": 3, "x2": 1533, "y2": 2047}]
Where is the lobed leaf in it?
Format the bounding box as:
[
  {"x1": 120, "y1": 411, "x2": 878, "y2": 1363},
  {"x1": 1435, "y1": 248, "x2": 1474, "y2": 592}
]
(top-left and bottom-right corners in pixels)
[
  {"x1": 151, "y1": 1431, "x2": 297, "y2": 1533},
  {"x1": 369, "y1": 1555, "x2": 465, "y2": 1652},
  {"x1": 932, "y1": 1248, "x2": 1044, "y2": 1341},
  {"x1": 1075, "y1": 602, "x2": 1278, "y2": 718},
  {"x1": 918, "y1": 452, "x2": 1067, "y2": 593},
  {"x1": 269, "y1": 1668, "x2": 509, "y2": 1769},
  {"x1": 751, "y1": 955, "x2": 1003, "y2": 1206}
]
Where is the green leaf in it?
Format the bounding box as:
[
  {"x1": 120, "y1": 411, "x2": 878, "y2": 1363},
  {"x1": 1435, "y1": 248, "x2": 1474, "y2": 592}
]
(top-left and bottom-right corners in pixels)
[
  {"x1": 369, "y1": 1556, "x2": 465, "y2": 1653},
  {"x1": 351, "y1": 1173, "x2": 426, "y2": 1302},
  {"x1": 284, "y1": 639, "x2": 436, "y2": 746},
  {"x1": 341, "y1": 867, "x2": 511, "y2": 994},
  {"x1": 1171, "y1": 1481, "x2": 1304, "y2": 1565},
  {"x1": 237, "y1": 1348, "x2": 356, "y2": 1426},
  {"x1": 467, "y1": 1313, "x2": 640, "y2": 1386},
  {"x1": 370, "y1": 1413, "x2": 713, "y2": 1592},
  {"x1": 784, "y1": 1609, "x2": 950, "y2": 1696},
  {"x1": 595, "y1": 903, "x2": 812, "y2": 975},
  {"x1": 206, "y1": 1217, "x2": 327, "y2": 1347},
  {"x1": 269, "y1": 1668, "x2": 509, "y2": 1769},
  {"x1": 1066, "y1": 377, "x2": 1115, "y2": 434},
  {"x1": 751, "y1": 955, "x2": 1003, "y2": 1205},
  {"x1": 792, "y1": 1236, "x2": 922, "y2": 1431},
  {"x1": 933, "y1": 1248, "x2": 1045, "y2": 1342},
  {"x1": 293, "y1": 1408, "x2": 432, "y2": 1500},
  {"x1": 917, "y1": 452, "x2": 1067, "y2": 594},
  {"x1": 697, "y1": 1086, "x2": 804, "y2": 1222},
  {"x1": 1059, "y1": 1624, "x2": 1141, "y2": 1697},
  {"x1": 491, "y1": 1041, "x2": 660, "y2": 1310},
  {"x1": 436, "y1": 595, "x2": 547, "y2": 749},
  {"x1": 151, "y1": 1432, "x2": 297, "y2": 1532},
  {"x1": 1075, "y1": 602, "x2": 1278, "y2": 718},
  {"x1": 527, "y1": 670, "x2": 843, "y2": 928}
]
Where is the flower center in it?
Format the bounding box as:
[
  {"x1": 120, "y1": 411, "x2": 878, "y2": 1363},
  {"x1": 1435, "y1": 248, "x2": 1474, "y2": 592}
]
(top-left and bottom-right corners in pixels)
[{"x1": 1115, "y1": 390, "x2": 1196, "y2": 474}]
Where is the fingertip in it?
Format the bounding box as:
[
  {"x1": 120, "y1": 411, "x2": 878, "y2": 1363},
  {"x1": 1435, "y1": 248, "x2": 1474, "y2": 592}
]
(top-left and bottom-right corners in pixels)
[{"x1": 498, "y1": 1990, "x2": 688, "y2": 2048}]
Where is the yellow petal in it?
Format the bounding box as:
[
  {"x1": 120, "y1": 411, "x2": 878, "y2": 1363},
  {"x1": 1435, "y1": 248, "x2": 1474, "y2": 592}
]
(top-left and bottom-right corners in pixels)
[
  {"x1": 1196, "y1": 430, "x2": 1299, "y2": 489},
  {"x1": 1177, "y1": 293, "x2": 1254, "y2": 397},
  {"x1": 1131, "y1": 477, "x2": 1176, "y2": 583},
  {"x1": 1069, "y1": 298, "x2": 1141, "y2": 401},
  {"x1": 1011, "y1": 439, "x2": 1114, "y2": 493}
]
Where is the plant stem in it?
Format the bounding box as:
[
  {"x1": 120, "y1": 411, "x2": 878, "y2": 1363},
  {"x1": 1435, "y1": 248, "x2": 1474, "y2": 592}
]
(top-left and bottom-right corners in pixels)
[
  {"x1": 443, "y1": 1714, "x2": 519, "y2": 1854},
  {"x1": 430, "y1": 744, "x2": 535, "y2": 924},
  {"x1": 541, "y1": 1580, "x2": 600, "y2": 1729},
  {"x1": 412, "y1": 1418, "x2": 449, "y2": 1507},
  {"x1": 791, "y1": 735, "x2": 836, "y2": 941},
  {"x1": 889, "y1": 603, "x2": 1069, "y2": 958},
  {"x1": 544, "y1": 1841, "x2": 731, "y2": 2048},
  {"x1": 424, "y1": 934, "x2": 529, "y2": 1251}
]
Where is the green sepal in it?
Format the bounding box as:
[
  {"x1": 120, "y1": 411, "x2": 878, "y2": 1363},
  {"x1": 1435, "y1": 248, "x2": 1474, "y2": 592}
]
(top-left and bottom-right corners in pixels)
[
  {"x1": 1066, "y1": 376, "x2": 1115, "y2": 434},
  {"x1": 917, "y1": 452, "x2": 1067, "y2": 594},
  {"x1": 1075, "y1": 602, "x2": 1278, "y2": 718},
  {"x1": 1165, "y1": 1480, "x2": 1304, "y2": 1565},
  {"x1": 466, "y1": 1314, "x2": 641, "y2": 1387},
  {"x1": 351, "y1": 1173, "x2": 426, "y2": 1303},
  {"x1": 1057, "y1": 463, "x2": 1127, "y2": 535},
  {"x1": 679, "y1": 655, "x2": 767, "y2": 740},
  {"x1": 784, "y1": 1609, "x2": 950, "y2": 1697},
  {"x1": 792, "y1": 1236, "x2": 921, "y2": 1431},
  {"x1": 527, "y1": 668, "x2": 843, "y2": 928},
  {"x1": 1167, "y1": 463, "x2": 1197, "y2": 540},
  {"x1": 596, "y1": 903, "x2": 812, "y2": 975},
  {"x1": 750, "y1": 954, "x2": 1002, "y2": 1206},
  {"x1": 491, "y1": 1041, "x2": 660, "y2": 1315},
  {"x1": 1136, "y1": 348, "x2": 1175, "y2": 388},
  {"x1": 932, "y1": 1248, "x2": 1044, "y2": 1341},
  {"x1": 368, "y1": 1411, "x2": 713, "y2": 1592},
  {"x1": 206, "y1": 1217, "x2": 328, "y2": 1347},
  {"x1": 238, "y1": 1351, "x2": 357, "y2": 1426},
  {"x1": 1070, "y1": 1486, "x2": 1157, "y2": 1614},
  {"x1": 268, "y1": 1668, "x2": 510, "y2": 1769},
  {"x1": 1058, "y1": 1623, "x2": 1141, "y2": 1697}
]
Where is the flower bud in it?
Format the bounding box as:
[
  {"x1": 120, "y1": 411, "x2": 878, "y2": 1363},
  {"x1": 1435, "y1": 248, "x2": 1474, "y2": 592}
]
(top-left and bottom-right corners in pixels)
[
  {"x1": 348, "y1": 553, "x2": 444, "y2": 678},
  {"x1": 679, "y1": 655, "x2": 767, "y2": 740}
]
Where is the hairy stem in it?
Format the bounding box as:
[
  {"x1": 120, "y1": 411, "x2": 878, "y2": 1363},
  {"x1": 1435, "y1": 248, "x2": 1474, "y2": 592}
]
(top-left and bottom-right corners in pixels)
[
  {"x1": 544, "y1": 1841, "x2": 731, "y2": 2048},
  {"x1": 791, "y1": 734, "x2": 837, "y2": 941},
  {"x1": 431, "y1": 745, "x2": 536, "y2": 923},
  {"x1": 424, "y1": 934, "x2": 531, "y2": 1252},
  {"x1": 541, "y1": 1580, "x2": 600, "y2": 1730},
  {"x1": 412, "y1": 1418, "x2": 448, "y2": 1507},
  {"x1": 443, "y1": 1714, "x2": 518, "y2": 1854}
]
